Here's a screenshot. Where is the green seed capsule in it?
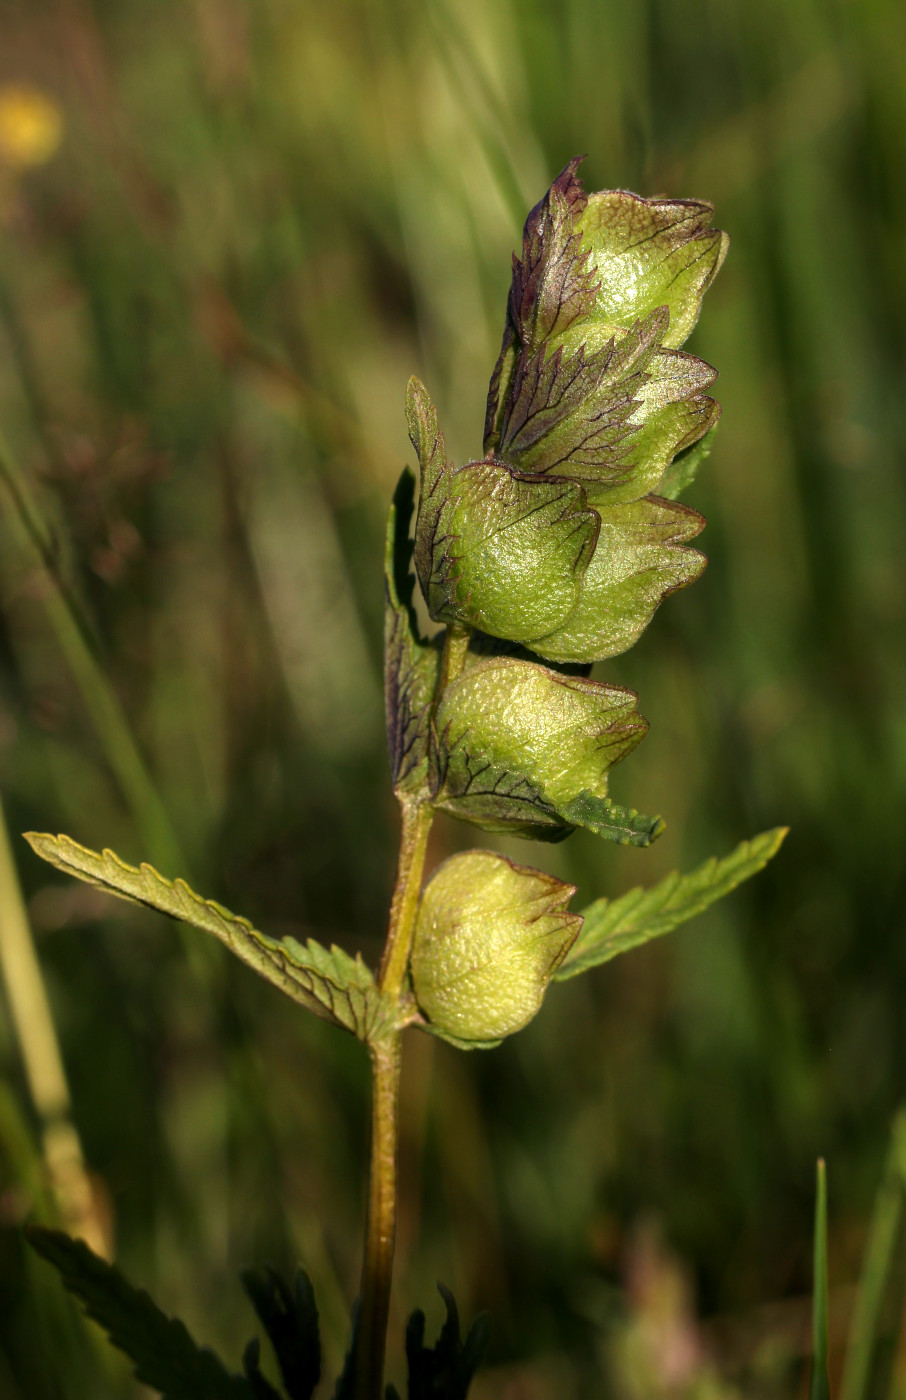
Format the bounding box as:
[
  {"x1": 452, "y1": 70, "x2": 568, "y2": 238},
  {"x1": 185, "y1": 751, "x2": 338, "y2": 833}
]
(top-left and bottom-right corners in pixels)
[{"x1": 411, "y1": 850, "x2": 581, "y2": 1044}]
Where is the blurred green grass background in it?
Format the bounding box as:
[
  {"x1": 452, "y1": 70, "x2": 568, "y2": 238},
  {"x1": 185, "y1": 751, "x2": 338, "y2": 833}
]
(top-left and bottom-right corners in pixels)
[{"x1": 1, "y1": 0, "x2": 905, "y2": 1396}]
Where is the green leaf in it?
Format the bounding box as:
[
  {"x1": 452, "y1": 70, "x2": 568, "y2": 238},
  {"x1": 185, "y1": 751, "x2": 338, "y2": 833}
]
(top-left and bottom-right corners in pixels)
[
  {"x1": 408, "y1": 374, "x2": 451, "y2": 598},
  {"x1": 404, "y1": 1284, "x2": 490, "y2": 1400},
  {"x1": 811, "y1": 1160, "x2": 831, "y2": 1400},
  {"x1": 24, "y1": 833, "x2": 396, "y2": 1041},
  {"x1": 570, "y1": 188, "x2": 729, "y2": 350},
  {"x1": 241, "y1": 1266, "x2": 321, "y2": 1400},
  {"x1": 411, "y1": 850, "x2": 581, "y2": 1044},
  {"x1": 618, "y1": 349, "x2": 719, "y2": 504},
  {"x1": 432, "y1": 657, "x2": 661, "y2": 846},
  {"x1": 556, "y1": 827, "x2": 788, "y2": 979},
  {"x1": 26, "y1": 1226, "x2": 255, "y2": 1400},
  {"x1": 532, "y1": 494, "x2": 706, "y2": 664},
  {"x1": 554, "y1": 791, "x2": 667, "y2": 846},
  {"x1": 658, "y1": 422, "x2": 719, "y2": 500},
  {"x1": 385, "y1": 469, "x2": 441, "y2": 798}
]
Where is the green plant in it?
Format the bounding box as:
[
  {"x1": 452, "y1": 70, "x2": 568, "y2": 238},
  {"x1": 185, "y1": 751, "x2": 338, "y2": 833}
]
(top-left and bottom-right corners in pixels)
[{"x1": 23, "y1": 160, "x2": 785, "y2": 1399}]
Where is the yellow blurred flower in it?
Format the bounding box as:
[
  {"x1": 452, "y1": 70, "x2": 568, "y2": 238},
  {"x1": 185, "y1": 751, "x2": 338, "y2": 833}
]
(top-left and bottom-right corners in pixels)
[{"x1": 0, "y1": 84, "x2": 63, "y2": 169}]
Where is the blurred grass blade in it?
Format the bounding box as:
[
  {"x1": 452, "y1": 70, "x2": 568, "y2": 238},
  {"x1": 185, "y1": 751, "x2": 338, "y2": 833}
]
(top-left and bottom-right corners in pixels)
[
  {"x1": 425, "y1": 0, "x2": 537, "y2": 225},
  {"x1": 0, "y1": 430, "x2": 186, "y2": 879},
  {"x1": 840, "y1": 1110, "x2": 906, "y2": 1400},
  {"x1": 811, "y1": 1158, "x2": 831, "y2": 1400},
  {"x1": 0, "y1": 793, "x2": 107, "y2": 1253}
]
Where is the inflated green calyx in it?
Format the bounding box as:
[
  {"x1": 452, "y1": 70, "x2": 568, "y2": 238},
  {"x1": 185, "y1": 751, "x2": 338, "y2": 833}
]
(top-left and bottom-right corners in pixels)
[
  {"x1": 407, "y1": 159, "x2": 725, "y2": 665},
  {"x1": 408, "y1": 377, "x2": 599, "y2": 641},
  {"x1": 431, "y1": 656, "x2": 662, "y2": 846},
  {"x1": 411, "y1": 850, "x2": 581, "y2": 1045},
  {"x1": 533, "y1": 495, "x2": 705, "y2": 664}
]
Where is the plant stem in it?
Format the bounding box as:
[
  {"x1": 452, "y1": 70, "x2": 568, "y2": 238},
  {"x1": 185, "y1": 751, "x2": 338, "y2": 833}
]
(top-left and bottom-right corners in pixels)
[
  {"x1": 356, "y1": 799, "x2": 433, "y2": 1400},
  {"x1": 355, "y1": 620, "x2": 467, "y2": 1398},
  {"x1": 378, "y1": 800, "x2": 433, "y2": 998},
  {"x1": 437, "y1": 620, "x2": 471, "y2": 697},
  {"x1": 356, "y1": 1034, "x2": 402, "y2": 1400}
]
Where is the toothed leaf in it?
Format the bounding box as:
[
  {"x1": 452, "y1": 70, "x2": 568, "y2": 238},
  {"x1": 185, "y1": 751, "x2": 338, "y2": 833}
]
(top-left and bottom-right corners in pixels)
[
  {"x1": 432, "y1": 657, "x2": 661, "y2": 846},
  {"x1": 241, "y1": 1267, "x2": 321, "y2": 1400},
  {"x1": 385, "y1": 469, "x2": 440, "y2": 798},
  {"x1": 412, "y1": 851, "x2": 580, "y2": 1044},
  {"x1": 554, "y1": 791, "x2": 667, "y2": 846},
  {"x1": 658, "y1": 422, "x2": 718, "y2": 500},
  {"x1": 403, "y1": 1284, "x2": 490, "y2": 1399},
  {"x1": 556, "y1": 828, "x2": 788, "y2": 979},
  {"x1": 27, "y1": 1226, "x2": 254, "y2": 1400},
  {"x1": 23, "y1": 833, "x2": 396, "y2": 1041}
]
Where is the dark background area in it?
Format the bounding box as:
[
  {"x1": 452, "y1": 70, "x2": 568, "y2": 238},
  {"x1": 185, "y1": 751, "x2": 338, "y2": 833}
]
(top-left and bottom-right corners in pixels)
[{"x1": 1, "y1": 0, "x2": 905, "y2": 1395}]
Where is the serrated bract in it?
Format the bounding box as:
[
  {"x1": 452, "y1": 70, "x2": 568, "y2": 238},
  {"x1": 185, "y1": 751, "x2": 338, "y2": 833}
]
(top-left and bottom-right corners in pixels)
[{"x1": 556, "y1": 827, "x2": 788, "y2": 980}]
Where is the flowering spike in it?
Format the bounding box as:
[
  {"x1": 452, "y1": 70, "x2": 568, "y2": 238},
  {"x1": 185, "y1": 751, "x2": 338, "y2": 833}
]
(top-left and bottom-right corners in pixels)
[{"x1": 415, "y1": 162, "x2": 727, "y2": 666}]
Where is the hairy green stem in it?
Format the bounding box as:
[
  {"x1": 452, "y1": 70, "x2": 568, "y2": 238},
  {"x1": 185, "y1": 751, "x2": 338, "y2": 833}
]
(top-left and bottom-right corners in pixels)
[
  {"x1": 378, "y1": 800, "x2": 433, "y2": 998},
  {"x1": 355, "y1": 1034, "x2": 403, "y2": 1400}
]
